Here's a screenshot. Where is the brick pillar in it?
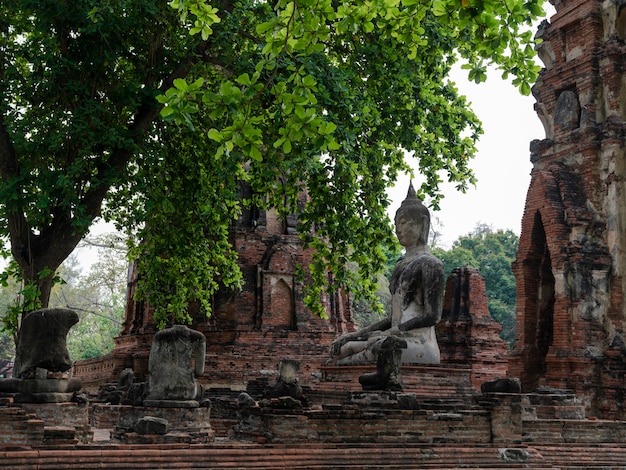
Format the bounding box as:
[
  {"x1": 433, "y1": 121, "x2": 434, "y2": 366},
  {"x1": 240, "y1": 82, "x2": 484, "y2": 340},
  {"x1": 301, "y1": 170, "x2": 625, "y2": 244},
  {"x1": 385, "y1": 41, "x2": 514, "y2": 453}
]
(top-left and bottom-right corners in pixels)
[{"x1": 437, "y1": 267, "x2": 508, "y2": 391}]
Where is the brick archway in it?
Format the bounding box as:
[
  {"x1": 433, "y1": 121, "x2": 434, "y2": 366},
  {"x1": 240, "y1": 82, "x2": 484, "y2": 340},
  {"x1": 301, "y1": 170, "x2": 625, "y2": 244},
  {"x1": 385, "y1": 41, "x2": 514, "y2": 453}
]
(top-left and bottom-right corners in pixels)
[
  {"x1": 517, "y1": 210, "x2": 555, "y2": 390},
  {"x1": 510, "y1": 165, "x2": 572, "y2": 391}
]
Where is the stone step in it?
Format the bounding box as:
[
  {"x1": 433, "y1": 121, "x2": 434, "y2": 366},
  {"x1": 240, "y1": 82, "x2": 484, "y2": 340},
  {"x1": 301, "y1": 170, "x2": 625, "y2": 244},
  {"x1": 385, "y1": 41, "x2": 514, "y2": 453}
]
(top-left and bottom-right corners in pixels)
[
  {"x1": 0, "y1": 402, "x2": 45, "y2": 445},
  {"x1": 0, "y1": 443, "x2": 568, "y2": 469},
  {"x1": 43, "y1": 425, "x2": 78, "y2": 446},
  {"x1": 534, "y1": 444, "x2": 626, "y2": 467}
]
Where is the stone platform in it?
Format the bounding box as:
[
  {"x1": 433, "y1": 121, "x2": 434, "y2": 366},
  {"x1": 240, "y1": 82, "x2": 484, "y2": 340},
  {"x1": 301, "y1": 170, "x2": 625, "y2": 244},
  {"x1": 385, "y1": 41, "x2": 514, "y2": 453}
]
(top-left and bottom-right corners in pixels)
[
  {"x1": 4, "y1": 379, "x2": 626, "y2": 468},
  {"x1": 318, "y1": 363, "x2": 478, "y2": 397},
  {"x1": 20, "y1": 401, "x2": 92, "y2": 444},
  {"x1": 99, "y1": 403, "x2": 214, "y2": 444},
  {"x1": 0, "y1": 398, "x2": 92, "y2": 446}
]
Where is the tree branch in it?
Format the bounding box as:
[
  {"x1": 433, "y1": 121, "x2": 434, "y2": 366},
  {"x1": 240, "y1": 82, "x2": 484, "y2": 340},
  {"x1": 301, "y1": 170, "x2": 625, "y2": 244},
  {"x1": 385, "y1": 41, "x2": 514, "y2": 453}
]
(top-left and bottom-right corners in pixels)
[
  {"x1": 0, "y1": 120, "x2": 19, "y2": 182},
  {"x1": 43, "y1": 35, "x2": 228, "y2": 246}
]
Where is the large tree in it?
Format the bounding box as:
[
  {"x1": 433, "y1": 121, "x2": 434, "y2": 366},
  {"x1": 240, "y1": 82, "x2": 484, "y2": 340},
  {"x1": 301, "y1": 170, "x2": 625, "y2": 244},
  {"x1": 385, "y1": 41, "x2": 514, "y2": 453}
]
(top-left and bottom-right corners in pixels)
[{"x1": 0, "y1": 0, "x2": 543, "y2": 327}]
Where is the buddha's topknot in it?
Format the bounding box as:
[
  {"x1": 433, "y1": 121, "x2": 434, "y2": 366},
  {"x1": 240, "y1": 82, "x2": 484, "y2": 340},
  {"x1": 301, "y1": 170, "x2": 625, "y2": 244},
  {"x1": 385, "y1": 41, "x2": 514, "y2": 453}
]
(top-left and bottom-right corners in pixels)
[{"x1": 395, "y1": 181, "x2": 430, "y2": 227}]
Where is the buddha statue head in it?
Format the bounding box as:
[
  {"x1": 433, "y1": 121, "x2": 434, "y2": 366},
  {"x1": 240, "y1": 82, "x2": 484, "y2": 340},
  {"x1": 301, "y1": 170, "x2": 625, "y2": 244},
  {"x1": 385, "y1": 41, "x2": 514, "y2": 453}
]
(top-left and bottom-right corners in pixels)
[{"x1": 394, "y1": 182, "x2": 430, "y2": 248}]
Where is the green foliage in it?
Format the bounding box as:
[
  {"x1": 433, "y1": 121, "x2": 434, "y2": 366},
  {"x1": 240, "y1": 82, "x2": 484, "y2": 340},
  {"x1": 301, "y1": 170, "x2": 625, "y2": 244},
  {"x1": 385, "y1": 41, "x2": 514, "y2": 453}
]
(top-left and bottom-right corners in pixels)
[
  {"x1": 0, "y1": 0, "x2": 544, "y2": 327},
  {"x1": 432, "y1": 224, "x2": 518, "y2": 346},
  {"x1": 0, "y1": 273, "x2": 20, "y2": 359},
  {"x1": 117, "y1": 118, "x2": 246, "y2": 327}
]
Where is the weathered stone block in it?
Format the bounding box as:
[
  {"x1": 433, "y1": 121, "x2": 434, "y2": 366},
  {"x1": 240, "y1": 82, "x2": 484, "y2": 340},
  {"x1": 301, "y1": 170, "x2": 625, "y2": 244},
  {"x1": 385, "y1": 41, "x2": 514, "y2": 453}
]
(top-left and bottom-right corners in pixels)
[{"x1": 134, "y1": 416, "x2": 168, "y2": 435}]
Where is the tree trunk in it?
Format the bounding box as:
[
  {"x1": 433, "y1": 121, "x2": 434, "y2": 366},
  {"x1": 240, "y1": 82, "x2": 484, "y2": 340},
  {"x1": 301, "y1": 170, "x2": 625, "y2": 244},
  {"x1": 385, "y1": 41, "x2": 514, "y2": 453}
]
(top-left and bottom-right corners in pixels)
[{"x1": 11, "y1": 219, "x2": 88, "y2": 309}]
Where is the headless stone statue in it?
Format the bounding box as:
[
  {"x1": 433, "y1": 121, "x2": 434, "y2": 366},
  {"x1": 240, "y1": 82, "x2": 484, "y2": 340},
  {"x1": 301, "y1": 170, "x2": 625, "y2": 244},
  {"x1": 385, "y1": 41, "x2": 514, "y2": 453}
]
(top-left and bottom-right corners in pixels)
[
  {"x1": 145, "y1": 325, "x2": 206, "y2": 407},
  {"x1": 14, "y1": 308, "x2": 79, "y2": 378},
  {"x1": 330, "y1": 183, "x2": 444, "y2": 365},
  {"x1": 267, "y1": 359, "x2": 303, "y2": 399},
  {"x1": 0, "y1": 308, "x2": 83, "y2": 402}
]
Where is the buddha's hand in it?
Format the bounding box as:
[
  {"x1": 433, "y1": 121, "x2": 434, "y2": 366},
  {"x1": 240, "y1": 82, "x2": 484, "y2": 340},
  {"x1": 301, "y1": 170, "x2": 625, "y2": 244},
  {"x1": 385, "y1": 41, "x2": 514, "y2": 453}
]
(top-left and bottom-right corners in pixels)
[
  {"x1": 330, "y1": 338, "x2": 345, "y2": 357},
  {"x1": 388, "y1": 326, "x2": 401, "y2": 336}
]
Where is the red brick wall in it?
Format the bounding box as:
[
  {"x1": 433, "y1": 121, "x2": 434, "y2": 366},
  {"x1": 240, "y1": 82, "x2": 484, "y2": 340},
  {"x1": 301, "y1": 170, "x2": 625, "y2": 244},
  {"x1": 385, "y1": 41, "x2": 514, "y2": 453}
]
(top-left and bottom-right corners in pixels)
[{"x1": 510, "y1": 0, "x2": 626, "y2": 418}]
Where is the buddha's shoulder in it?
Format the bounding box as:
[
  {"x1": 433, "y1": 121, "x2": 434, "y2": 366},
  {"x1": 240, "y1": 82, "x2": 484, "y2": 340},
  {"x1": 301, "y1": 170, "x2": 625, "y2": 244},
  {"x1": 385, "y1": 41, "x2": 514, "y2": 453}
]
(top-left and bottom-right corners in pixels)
[{"x1": 405, "y1": 253, "x2": 444, "y2": 272}]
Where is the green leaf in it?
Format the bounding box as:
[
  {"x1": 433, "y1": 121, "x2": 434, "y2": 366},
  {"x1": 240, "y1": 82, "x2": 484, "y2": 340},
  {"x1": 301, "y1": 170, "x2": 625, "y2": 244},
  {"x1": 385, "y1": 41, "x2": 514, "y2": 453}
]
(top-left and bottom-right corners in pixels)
[
  {"x1": 302, "y1": 75, "x2": 316, "y2": 88},
  {"x1": 207, "y1": 128, "x2": 223, "y2": 142},
  {"x1": 173, "y1": 78, "x2": 188, "y2": 91},
  {"x1": 249, "y1": 146, "x2": 262, "y2": 161},
  {"x1": 236, "y1": 73, "x2": 251, "y2": 86},
  {"x1": 256, "y1": 21, "x2": 274, "y2": 35},
  {"x1": 323, "y1": 121, "x2": 337, "y2": 135},
  {"x1": 432, "y1": 0, "x2": 447, "y2": 16}
]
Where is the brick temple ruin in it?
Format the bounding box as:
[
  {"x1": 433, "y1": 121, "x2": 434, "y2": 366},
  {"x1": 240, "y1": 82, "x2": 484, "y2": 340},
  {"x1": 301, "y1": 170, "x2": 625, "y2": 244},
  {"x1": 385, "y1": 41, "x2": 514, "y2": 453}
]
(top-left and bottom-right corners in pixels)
[
  {"x1": 509, "y1": 0, "x2": 626, "y2": 419},
  {"x1": 5, "y1": 0, "x2": 626, "y2": 467},
  {"x1": 74, "y1": 185, "x2": 354, "y2": 391}
]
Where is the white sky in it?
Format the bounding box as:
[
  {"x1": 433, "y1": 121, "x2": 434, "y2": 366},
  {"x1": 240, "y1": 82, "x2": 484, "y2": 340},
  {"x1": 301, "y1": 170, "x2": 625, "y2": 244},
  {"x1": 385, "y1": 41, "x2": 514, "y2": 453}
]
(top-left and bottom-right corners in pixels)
[{"x1": 388, "y1": 67, "x2": 545, "y2": 248}]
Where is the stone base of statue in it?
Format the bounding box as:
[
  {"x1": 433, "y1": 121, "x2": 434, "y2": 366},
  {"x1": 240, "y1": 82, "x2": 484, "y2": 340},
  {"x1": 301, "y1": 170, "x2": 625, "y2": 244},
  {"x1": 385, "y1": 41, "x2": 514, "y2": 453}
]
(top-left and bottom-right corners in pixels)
[
  {"x1": 20, "y1": 401, "x2": 92, "y2": 444},
  {"x1": 111, "y1": 403, "x2": 214, "y2": 444},
  {"x1": 142, "y1": 399, "x2": 200, "y2": 408},
  {"x1": 319, "y1": 363, "x2": 477, "y2": 397},
  {"x1": 14, "y1": 392, "x2": 75, "y2": 404},
  {"x1": 0, "y1": 373, "x2": 90, "y2": 444},
  {"x1": 266, "y1": 359, "x2": 303, "y2": 399},
  {"x1": 0, "y1": 377, "x2": 82, "y2": 403}
]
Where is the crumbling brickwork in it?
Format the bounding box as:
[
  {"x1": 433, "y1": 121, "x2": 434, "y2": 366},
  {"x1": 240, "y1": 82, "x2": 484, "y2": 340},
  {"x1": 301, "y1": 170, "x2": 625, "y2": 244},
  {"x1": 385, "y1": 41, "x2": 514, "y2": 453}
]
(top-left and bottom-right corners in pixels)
[
  {"x1": 74, "y1": 190, "x2": 353, "y2": 391},
  {"x1": 509, "y1": 0, "x2": 626, "y2": 418},
  {"x1": 437, "y1": 267, "x2": 509, "y2": 390}
]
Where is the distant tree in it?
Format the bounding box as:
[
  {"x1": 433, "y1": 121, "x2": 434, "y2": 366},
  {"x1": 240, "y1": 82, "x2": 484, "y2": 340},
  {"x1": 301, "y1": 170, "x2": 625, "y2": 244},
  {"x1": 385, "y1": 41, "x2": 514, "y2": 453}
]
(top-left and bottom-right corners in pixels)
[
  {"x1": 432, "y1": 224, "x2": 518, "y2": 346},
  {"x1": 0, "y1": 276, "x2": 18, "y2": 359},
  {"x1": 49, "y1": 233, "x2": 127, "y2": 360}
]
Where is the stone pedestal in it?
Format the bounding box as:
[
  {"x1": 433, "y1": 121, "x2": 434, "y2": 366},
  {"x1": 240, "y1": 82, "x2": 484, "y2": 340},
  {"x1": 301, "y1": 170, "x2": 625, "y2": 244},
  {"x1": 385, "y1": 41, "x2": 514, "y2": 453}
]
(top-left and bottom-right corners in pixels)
[
  {"x1": 320, "y1": 363, "x2": 477, "y2": 398},
  {"x1": 0, "y1": 377, "x2": 82, "y2": 403},
  {"x1": 112, "y1": 404, "x2": 214, "y2": 444}
]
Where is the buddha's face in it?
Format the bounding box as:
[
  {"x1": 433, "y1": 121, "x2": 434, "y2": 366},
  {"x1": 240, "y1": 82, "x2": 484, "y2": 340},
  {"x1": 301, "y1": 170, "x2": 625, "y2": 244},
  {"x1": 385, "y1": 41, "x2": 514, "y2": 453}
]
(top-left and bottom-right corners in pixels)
[{"x1": 395, "y1": 215, "x2": 423, "y2": 247}]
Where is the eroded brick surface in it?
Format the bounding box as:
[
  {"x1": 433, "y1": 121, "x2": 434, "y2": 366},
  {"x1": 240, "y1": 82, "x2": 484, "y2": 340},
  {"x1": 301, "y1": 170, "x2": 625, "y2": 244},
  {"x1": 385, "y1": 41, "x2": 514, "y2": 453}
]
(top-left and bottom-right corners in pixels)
[{"x1": 509, "y1": 0, "x2": 626, "y2": 419}]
